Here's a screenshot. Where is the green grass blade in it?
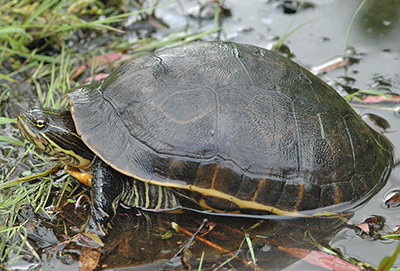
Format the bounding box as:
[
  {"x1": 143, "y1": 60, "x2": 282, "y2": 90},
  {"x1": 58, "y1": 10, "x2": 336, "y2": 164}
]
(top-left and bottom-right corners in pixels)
[
  {"x1": 24, "y1": 0, "x2": 59, "y2": 26},
  {"x1": 0, "y1": 117, "x2": 17, "y2": 124},
  {"x1": 0, "y1": 26, "x2": 27, "y2": 35},
  {"x1": 377, "y1": 241, "x2": 400, "y2": 271},
  {"x1": 343, "y1": 0, "x2": 368, "y2": 57},
  {"x1": 0, "y1": 162, "x2": 62, "y2": 190},
  {"x1": 245, "y1": 235, "x2": 257, "y2": 270},
  {"x1": 0, "y1": 73, "x2": 20, "y2": 83},
  {"x1": 0, "y1": 46, "x2": 59, "y2": 63},
  {"x1": 345, "y1": 89, "x2": 397, "y2": 102},
  {"x1": 0, "y1": 136, "x2": 24, "y2": 147}
]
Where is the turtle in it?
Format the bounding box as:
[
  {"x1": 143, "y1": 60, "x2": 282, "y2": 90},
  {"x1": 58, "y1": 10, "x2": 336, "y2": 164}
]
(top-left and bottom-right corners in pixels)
[{"x1": 17, "y1": 41, "x2": 393, "y2": 236}]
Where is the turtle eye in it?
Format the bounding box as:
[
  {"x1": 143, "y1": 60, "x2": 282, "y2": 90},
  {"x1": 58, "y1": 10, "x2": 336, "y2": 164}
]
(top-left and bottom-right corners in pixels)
[{"x1": 33, "y1": 118, "x2": 48, "y2": 130}]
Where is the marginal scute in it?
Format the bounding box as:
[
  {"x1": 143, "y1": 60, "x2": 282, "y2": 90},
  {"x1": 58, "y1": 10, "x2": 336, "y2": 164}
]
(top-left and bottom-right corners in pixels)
[{"x1": 212, "y1": 162, "x2": 242, "y2": 196}]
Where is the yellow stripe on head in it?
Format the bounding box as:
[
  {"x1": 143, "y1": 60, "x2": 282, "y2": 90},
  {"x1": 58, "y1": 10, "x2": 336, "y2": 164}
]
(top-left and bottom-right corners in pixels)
[{"x1": 17, "y1": 107, "x2": 95, "y2": 169}]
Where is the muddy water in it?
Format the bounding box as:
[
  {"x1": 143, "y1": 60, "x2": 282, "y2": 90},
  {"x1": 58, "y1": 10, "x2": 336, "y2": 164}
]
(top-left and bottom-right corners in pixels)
[{"x1": 2, "y1": 0, "x2": 400, "y2": 270}]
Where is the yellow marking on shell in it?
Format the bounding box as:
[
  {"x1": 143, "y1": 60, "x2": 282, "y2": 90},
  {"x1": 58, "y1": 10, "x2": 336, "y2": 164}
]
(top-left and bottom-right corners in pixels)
[
  {"x1": 168, "y1": 160, "x2": 185, "y2": 178},
  {"x1": 251, "y1": 178, "x2": 266, "y2": 202},
  {"x1": 211, "y1": 164, "x2": 220, "y2": 189},
  {"x1": 192, "y1": 186, "x2": 307, "y2": 217},
  {"x1": 293, "y1": 185, "x2": 305, "y2": 211},
  {"x1": 333, "y1": 185, "x2": 341, "y2": 205},
  {"x1": 198, "y1": 199, "x2": 240, "y2": 214}
]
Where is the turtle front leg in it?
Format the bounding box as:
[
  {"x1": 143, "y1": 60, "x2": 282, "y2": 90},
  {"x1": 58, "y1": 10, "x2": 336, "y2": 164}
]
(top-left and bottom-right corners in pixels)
[{"x1": 85, "y1": 160, "x2": 124, "y2": 236}]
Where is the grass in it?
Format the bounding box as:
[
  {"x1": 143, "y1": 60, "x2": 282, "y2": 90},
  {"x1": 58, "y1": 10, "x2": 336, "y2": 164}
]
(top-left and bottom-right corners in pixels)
[
  {"x1": 0, "y1": 0, "x2": 221, "y2": 267},
  {"x1": 0, "y1": 172, "x2": 55, "y2": 264},
  {"x1": 1, "y1": 0, "x2": 220, "y2": 107},
  {"x1": 272, "y1": 0, "x2": 319, "y2": 51},
  {"x1": 342, "y1": 0, "x2": 369, "y2": 58}
]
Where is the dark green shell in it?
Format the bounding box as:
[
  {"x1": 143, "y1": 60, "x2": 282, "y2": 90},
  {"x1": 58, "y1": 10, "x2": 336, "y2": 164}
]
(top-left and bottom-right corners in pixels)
[{"x1": 66, "y1": 41, "x2": 393, "y2": 215}]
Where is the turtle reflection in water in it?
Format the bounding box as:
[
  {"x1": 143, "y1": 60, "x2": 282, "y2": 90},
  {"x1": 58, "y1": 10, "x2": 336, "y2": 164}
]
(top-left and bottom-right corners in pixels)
[{"x1": 17, "y1": 41, "x2": 393, "y2": 236}]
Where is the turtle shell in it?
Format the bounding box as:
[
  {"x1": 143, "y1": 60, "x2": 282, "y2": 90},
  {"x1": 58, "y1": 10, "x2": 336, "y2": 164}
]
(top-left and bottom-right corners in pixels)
[{"x1": 66, "y1": 41, "x2": 393, "y2": 215}]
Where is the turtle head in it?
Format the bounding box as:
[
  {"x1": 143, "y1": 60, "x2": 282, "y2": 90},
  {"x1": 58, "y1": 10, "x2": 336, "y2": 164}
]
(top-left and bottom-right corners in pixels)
[{"x1": 17, "y1": 107, "x2": 95, "y2": 169}]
